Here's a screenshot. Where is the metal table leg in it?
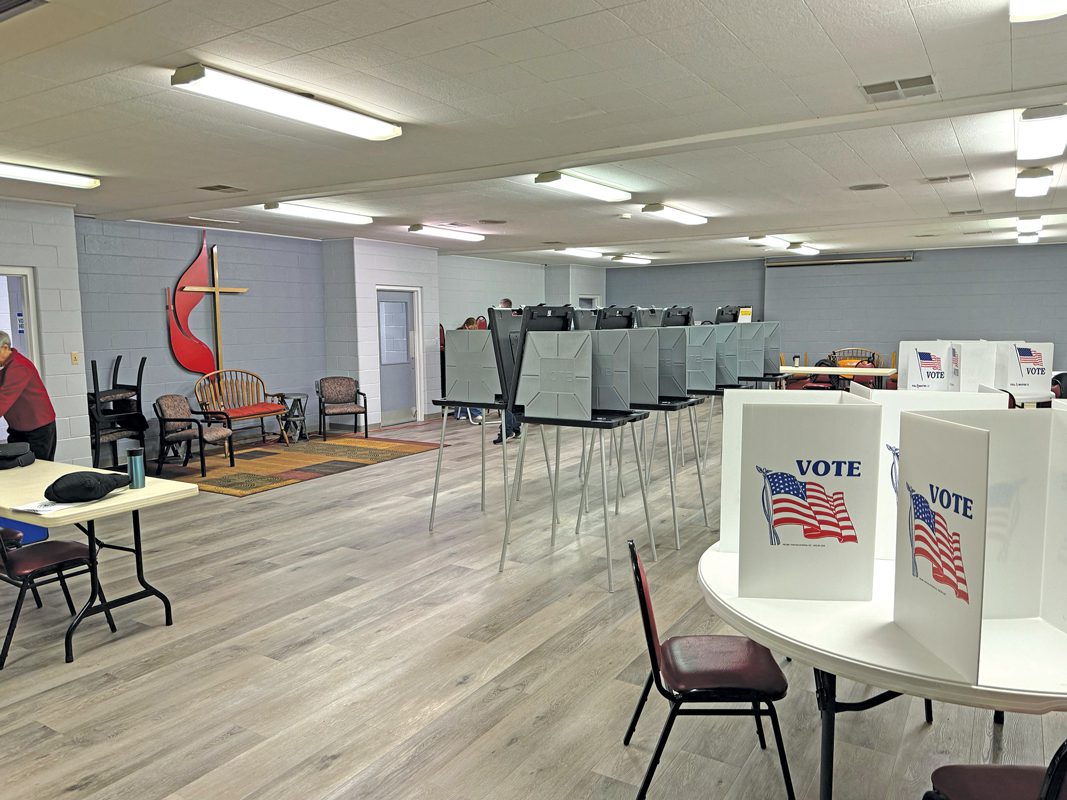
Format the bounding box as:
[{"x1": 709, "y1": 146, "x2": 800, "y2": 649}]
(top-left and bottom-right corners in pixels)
[
  {"x1": 614, "y1": 428, "x2": 625, "y2": 515},
  {"x1": 480, "y1": 413, "x2": 486, "y2": 512},
  {"x1": 688, "y1": 405, "x2": 710, "y2": 527},
  {"x1": 550, "y1": 427, "x2": 561, "y2": 546},
  {"x1": 499, "y1": 430, "x2": 528, "y2": 572},
  {"x1": 631, "y1": 423, "x2": 656, "y2": 560},
  {"x1": 663, "y1": 412, "x2": 681, "y2": 550},
  {"x1": 575, "y1": 435, "x2": 597, "y2": 536},
  {"x1": 540, "y1": 426, "x2": 558, "y2": 524},
  {"x1": 598, "y1": 429, "x2": 613, "y2": 592},
  {"x1": 429, "y1": 409, "x2": 449, "y2": 532}
]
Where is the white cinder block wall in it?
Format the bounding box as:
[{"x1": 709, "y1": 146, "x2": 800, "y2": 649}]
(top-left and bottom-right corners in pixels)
[
  {"x1": 351, "y1": 239, "x2": 441, "y2": 425},
  {"x1": 438, "y1": 255, "x2": 547, "y2": 327},
  {"x1": 0, "y1": 199, "x2": 89, "y2": 464}
]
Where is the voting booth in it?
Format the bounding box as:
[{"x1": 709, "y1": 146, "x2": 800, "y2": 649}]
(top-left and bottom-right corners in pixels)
[
  {"x1": 444, "y1": 329, "x2": 500, "y2": 404},
  {"x1": 735, "y1": 393, "x2": 881, "y2": 601},
  {"x1": 715, "y1": 324, "x2": 740, "y2": 386},
  {"x1": 626, "y1": 329, "x2": 659, "y2": 406},
  {"x1": 590, "y1": 330, "x2": 630, "y2": 412},
  {"x1": 894, "y1": 408, "x2": 1067, "y2": 688},
  {"x1": 515, "y1": 331, "x2": 592, "y2": 421},
  {"x1": 898, "y1": 341, "x2": 952, "y2": 390},
  {"x1": 850, "y1": 383, "x2": 1008, "y2": 560},
  {"x1": 947, "y1": 341, "x2": 997, "y2": 392},
  {"x1": 760, "y1": 321, "x2": 782, "y2": 375},
  {"x1": 685, "y1": 326, "x2": 717, "y2": 392},
  {"x1": 993, "y1": 341, "x2": 1054, "y2": 398},
  {"x1": 657, "y1": 328, "x2": 687, "y2": 398}
]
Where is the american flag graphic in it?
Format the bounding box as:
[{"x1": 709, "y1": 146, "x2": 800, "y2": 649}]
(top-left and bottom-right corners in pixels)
[
  {"x1": 907, "y1": 485, "x2": 969, "y2": 603},
  {"x1": 757, "y1": 467, "x2": 858, "y2": 545},
  {"x1": 1016, "y1": 346, "x2": 1044, "y2": 367},
  {"x1": 916, "y1": 351, "x2": 942, "y2": 370}
]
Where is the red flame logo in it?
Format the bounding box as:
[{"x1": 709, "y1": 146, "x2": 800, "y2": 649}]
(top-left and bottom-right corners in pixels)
[{"x1": 165, "y1": 231, "x2": 217, "y2": 375}]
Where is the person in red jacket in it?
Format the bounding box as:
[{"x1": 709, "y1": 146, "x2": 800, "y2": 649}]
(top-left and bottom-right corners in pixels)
[{"x1": 0, "y1": 330, "x2": 57, "y2": 461}]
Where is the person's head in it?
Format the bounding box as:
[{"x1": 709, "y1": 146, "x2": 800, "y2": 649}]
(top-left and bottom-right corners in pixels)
[
  {"x1": 0, "y1": 331, "x2": 10, "y2": 366},
  {"x1": 461, "y1": 317, "x2": 477, "y2": 329},
  {"x1": 499, "y1": 298, "x2": 513, "y2": 308}
]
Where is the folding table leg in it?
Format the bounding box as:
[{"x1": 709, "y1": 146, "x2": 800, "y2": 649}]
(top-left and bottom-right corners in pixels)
[
  {"x1": 646, "y1": 413, "x2": 660, "y2": 489},
  {"x1": 631, "y1": 424, "x2": 656, "y2": 560},
  {"x1": 575, "y1": 434, "x2": 597, "y2": 536},
  {"x1": 664, "y1": 413, "x2": 681, "y2": 550},
  {"x1": 702, "y1": 395, "x2": 716, "y2": 469},
  {"x1": 598, "y1": 429, "x2": 613, "y2": 592},
  {"x1": 540, "y1": 426, "x2": 558, "y2": 524},
  {"x1": 498, "y1": 431, "x2": 528, "y2": 573},
  {"x1": 689, "y1": 405, "x2": 710, "y2": 527},
  {"x1": 550, "y1": 427, "x2": 561, "y2": 546},
  {"x1": 614, "y1": 428, "x2": 625, "y2": 515},
  {"x1": 502, "y1": 426, "x2": 510, "y2": 519},
  {"x1": 480, "y1": 414, "x2": 486, "y2": 512},
  {"x1": 428, "y1": 409, "x2": 449, "y2": 532}
]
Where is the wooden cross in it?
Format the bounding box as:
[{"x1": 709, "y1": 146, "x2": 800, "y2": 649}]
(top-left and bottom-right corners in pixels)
[{"x1": 181, "y1": 245, "x2": 247, "y2": 370}]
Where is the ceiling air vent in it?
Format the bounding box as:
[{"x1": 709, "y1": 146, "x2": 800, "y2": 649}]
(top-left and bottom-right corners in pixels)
[
  {"x1": 862, "y1": 75, "x2": 936, "y2": 103},
  {"x1": 0, "y1": 0, "x2": 47, "y2": 23},
  {"x1": 923, "y1": 174, "x2": 972, "y2": 184},
  {"x1": 197, "y1": 184, "x2": 247, "y2": 193},
  {"x1": 948, "y1": 209, "x2": 983, "y2": 216}
]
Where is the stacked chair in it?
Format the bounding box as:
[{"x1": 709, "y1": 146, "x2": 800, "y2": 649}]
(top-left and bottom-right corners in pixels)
[{"x1": 87, "y1": 356, "x2": 148, "y2": 468}]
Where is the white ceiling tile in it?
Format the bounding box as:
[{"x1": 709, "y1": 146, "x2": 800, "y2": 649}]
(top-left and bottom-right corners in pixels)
[
  {"x1": 477, "y1": 28, "x2": 570, "y2": 61},
  {"x1": 462, "y1": 63, "x2": 545, "y2": 93},
  {"x1": 313, "y1": 39, "x2": 406, "y2": 72},
  {"x1": 302, "y1": 0, "x2": 416, "y2": 35},
  {"x1": 172, "y1": 0, "x2": 296, "y2": 29},
  {"x1": 362, "y1": 61, "x2": 485, "y2": 102},
  {"x1": 193, "y1": 32, "x2": 303, "y2": 67},
  {"x1": 609, "y1": 0, "x2": 718, "y2": 34},
  {"x1": 419, "y1": 45, "x2": 508, "y2": 76},
  {"x1": 248, "y1": 14, "x2": 355, "y2": 51},
  {"x1": 433, "y1": 4, "x2": 530, "y2": 41},
  {"x1": 380, "y1": 0, "x2": 485, "y2": 15},
  {"x1": 518, "y1": 51, "x2": 604, "y2": 81},
  {"x1": 547, "y1": 71, "x2": 631, "y2": 100},
  {"x1": 489, "y1": 0, "x2": 604, "y2": 27},
  {"x1": 538, "y1": 11, "x2": 636, "y2": 49},
  {"x1": 262, "y1": 54, "x2": 355, "y2": 83},
  {"x1": 575, "y1": 37, "x2": 668, "y2": 70},
  {"x1": 804, "y1": 2, "x2": 930, "y2": 84}
]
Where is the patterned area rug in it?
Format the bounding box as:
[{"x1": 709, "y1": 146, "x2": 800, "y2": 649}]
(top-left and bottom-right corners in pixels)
[{"x1": 167, "y1": 434, "x2": 439, "y2": 497}]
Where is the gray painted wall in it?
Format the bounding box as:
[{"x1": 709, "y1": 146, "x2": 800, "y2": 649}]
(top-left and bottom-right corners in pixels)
[
  {"x1": 605, "y1": 259, "x2": 765, "y2": 322},
  {"x1": 77, "y1": 220, "x2": 326, "y2": 449},
  {"x1": 764, "y1": 245, "x2": 1067, "y2": 368}
]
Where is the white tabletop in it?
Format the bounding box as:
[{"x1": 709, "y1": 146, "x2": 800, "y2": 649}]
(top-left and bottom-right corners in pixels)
[
  {"x1": 780, "y1": 365, "x2": 898, "y2": 377},
  {"x1": 0, "y1": 461, "x2": 198, "y2": 528},
  {"x1": 699, "y1": 545, "x2": 1067, "y2": 713}
]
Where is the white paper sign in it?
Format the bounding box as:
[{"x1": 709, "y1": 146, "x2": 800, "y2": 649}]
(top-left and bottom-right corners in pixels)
[
  {"x1": 994, "y1": 341, "x2": 1054, "y2": 394},
  {"x1": 898, "y1": 341, "x2": 952, "y2": 391},
  {"x1": 894, "y1": 412, "x2": 987, "y2": 683},
  {"x1": 738, "y1": 401, "x2": 880, "y2": 601}
]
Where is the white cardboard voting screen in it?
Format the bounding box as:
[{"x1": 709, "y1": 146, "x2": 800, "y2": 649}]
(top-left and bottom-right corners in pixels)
[
  {"x1": 894, "y1": 412, "x2": 988, "y2": 683},
  {"x1": 719, "y1": 390, "x2": 847, "y2": 553},
  {"x1": 849, "y1": 383, "x2": 1007, "y2": 560},
  {"x1": 948, "y1": 341, "x2": 997, "y2": 392},
  {"x1": 993, "y1": 341, "x2": 1054, "y2": 394},
  {"x1": 737, "y1": 395, "x2": 880, "y2": 601},
  {"x1": 898, "y1": 341, "x2": 952, "y2": 390}
]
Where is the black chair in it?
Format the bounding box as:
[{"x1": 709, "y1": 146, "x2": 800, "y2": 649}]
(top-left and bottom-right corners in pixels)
[
  {"x1": 316, "y1": 376, "x2": 369, "y2": 440},
  {"x1": 624, "y1": 540, "x2": 795, "y2": 800},
  {"x1": 153, "y1": 393, "x2": 235, "y2": 477},
  {"x1": 0, "y1": 528, "x2": 116, "y2": 669},
  {"x1": 88, "y1": 356, "x2": 148, "y2": 468},
  {"x1": 923, "y1": 736, "x2": 1067, "y2": 799}
]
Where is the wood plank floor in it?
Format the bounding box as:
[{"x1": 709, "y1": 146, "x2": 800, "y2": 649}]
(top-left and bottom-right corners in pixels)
[{"x1": 0, "y1": 405, "x2": 1059, "y2": 800}]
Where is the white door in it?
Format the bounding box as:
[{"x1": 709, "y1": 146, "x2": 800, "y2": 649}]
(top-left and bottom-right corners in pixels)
[{"x1": 377, "y1": 289, "x2": 417, "y2": 426}]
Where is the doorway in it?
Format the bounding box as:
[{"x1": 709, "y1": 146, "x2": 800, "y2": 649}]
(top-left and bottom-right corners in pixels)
[
  {"x1": 377, "y1": 289, "x2": 418, "y2": 427},
  {"x1": 0, "y1": 267, "x2": 40, "y2": 442}
]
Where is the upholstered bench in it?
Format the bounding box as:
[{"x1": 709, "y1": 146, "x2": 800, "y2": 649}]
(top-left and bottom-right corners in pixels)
[{"x1": 194, "y1": 369, "x2": 289, "y2": 445}]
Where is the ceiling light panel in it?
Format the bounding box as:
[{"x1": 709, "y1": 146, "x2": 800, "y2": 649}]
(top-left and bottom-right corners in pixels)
[
  {"x1": 641, "y1": 203, "x2": 707, "y2": 225},
  {"x1": 264, "y1": 202, "x2": 372, "y2": 225},
  {"x1": 1016, "y1": 167, "x2": 1054, "y2": 198},
  {"x1": 748, "y1": 235, "x2": 790, "y2": 249},
  {"x1": 1019, "y1": 232, "x2": 1040, "y2": 243},
  {"x1": 612, "y1": 255, "x2": 651, "y2": 264},
  {"x1": 555, "y1": 247, "x2": 605, "y2": 258},
  {"x1": 533, "y1": 171, "x2": 631, "y2": 202},
  {"x1": 172, "y1": 64, "x2": 402, "y2": 141},
  {"x1": 1017, "y1": 217, "x2": 1044, "y2": 233},
  {"x1": 1010, "y1": 1, "x2": 1067, "y2": 23},
  {"x1": 408, "y1": 224, "x2": 484, "y2": 242},
  {"x1": 787, "y1": 243, "x2": 820, "y2": 256},
  {"x1": 1018, "y1": 105, "x2": 1067, "y2": 161},
  {"x1": 0, "y1": 161, "x2": 100, "y2": 189}
]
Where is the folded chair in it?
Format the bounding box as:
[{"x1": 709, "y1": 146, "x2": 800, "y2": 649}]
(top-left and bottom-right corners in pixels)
[
  {"x1": 624, "y1": 540, "x2": 795, "y2": 800},
  {"x1": 0, "y1": 529, "x2": 116, "y2": 669},
  {"x1": 923, "y1": 735, "x2": 1067, "y2": 799}
]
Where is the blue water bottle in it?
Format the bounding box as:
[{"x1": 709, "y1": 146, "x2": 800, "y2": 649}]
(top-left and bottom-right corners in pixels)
[{"x1": 128, "y1": 448, "x2": 146, "y2": 489}]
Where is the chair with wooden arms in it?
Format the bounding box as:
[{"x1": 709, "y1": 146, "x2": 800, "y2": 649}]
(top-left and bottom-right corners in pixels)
[
  {"x1": 623, "y1": 540, "x2": 795, "y2": 800},
  {"x1": 0, "y1": 528, "x2": 117, "y2": 669},
  {"x1": 153, "y1": 394, "x2": 235, "y2": 477},
  {"x1": 923, "y1": 736, "x2": 1067, "y2": 799},
  {"x1": 194, "y1": 369, "x2": 288, "y2": 445},
  {"x1": 316, "y1": 376, "x2": 368, "y2": 440}
]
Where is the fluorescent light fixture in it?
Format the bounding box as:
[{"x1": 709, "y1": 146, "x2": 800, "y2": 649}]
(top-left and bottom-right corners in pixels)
[
  {"x1": 408, "y1": 223, "x2": 484, "y2": 242},
  {"x1": 533, "y1": 171, "x2": 631, "y2": 202},
  {"x1": 611, "y1": 254, "x2": 652, "y2": 265},
  {"x1": 1017, "y1": 216, "x2": 1044, "y2": 234},
  {"x1": 787, "y1": 243, "x2": 820, "y2": 256},
  {"x1": 188, "y1": 215, "x2": 239, "y2": 224},
  {"x1": 1018, "y1": 105, "x2": 1067, "y2": 161},
  {"x1": 641, "y1": 203, "x2": 707, "y2": 225},
  {"x1": 1010, "y1": 0, "x2": 1067, "y2": 22},
  {"x1": 171, "y1": 63, "x2": 401, "y2": 141},
  {"x1": 264, "y1": 202, "x2": 372, "y2": 225},
  {"x1": 1019, "y1": 232, "x2": 1040, "y2": 244},
  {"x1": 555, "y1": 247, "x2": 605, "y2": 259},
  {"x1": 1016, "y1": 166, "x2": 1054, "y2": 197},
  {"x1": 748, "y1": 234, "x2": 790, "y2": 249},
  {"x1": 0, "y1": 161, "x2": 100, "y2": 189}
]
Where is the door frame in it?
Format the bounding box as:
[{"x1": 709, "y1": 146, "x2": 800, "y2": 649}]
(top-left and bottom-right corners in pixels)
[
  {"x1": 376, "y1": 284, "x2": 424, "y2": 423},
  {"x1": 0, "y1": 266, "x2": 42, "y2": 367}
]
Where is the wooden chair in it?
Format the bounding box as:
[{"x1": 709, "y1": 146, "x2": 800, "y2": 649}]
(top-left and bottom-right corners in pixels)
[
  {"x1": 0, "y1": 528, "x2": 116, "y2": 669},
  {"x1": 194, "y1": 369, "x2": 288, "y2": 445},
  {"x1": 153, "y1": 394, "x2": 235, "y2": 477},
  {"x1": 923, "y1": 736, "x2": 1067, "y2": 799},
  {"x1": 316, "y1": 376, "x2": 368, "y2": 440},
  {"x1": 624, "y1": 540, "x2": 795, "y2": 800}
]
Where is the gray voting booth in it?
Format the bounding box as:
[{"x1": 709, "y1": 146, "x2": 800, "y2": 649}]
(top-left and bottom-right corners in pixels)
[
  {"x1": 590, "y1": 331, "x2": 630, "y2": 412},
  {"x1": 516, "y1": 331, "x2": 592, "y2": 421},
  {"x1": 444, "y1": 329, "x2": 500, "y2": 403},
  {"x1": 737, "y1": 322, "x2": 765, "y2": 378},
  {"x1": 627, "y1": 329, "x2": 659, "y2": 406},
  {"x1": 715, "y1": 323, "x2": 740, "y2": 385},
  {"x1": 686, "y1": 326, "x2": 717, "y2": 392},
  {"x1": 760, "y1": 321, "x2": 782, "y2": 374},
  {"x1": 658, "y1": 327, "x2": 687, "y2": 398}
]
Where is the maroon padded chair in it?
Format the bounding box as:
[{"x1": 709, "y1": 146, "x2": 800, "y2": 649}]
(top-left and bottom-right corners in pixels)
[
  {"x1": 0, "y1": 528, "x2": 116, "y2": 669},
  {"x1": 624, "y1": 540, "x2": 795, "y2": 800},
  {"x1": 923, "y1": 736, "x2": 1067, "y2": 799}
]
